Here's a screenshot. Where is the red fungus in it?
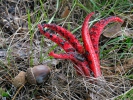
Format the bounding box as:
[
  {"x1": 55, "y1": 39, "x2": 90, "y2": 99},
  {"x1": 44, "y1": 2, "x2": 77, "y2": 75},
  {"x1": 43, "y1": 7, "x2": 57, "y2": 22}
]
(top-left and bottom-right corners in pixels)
[{"x1": 38, "y1": 12, "x2": 123, "y2": 78}]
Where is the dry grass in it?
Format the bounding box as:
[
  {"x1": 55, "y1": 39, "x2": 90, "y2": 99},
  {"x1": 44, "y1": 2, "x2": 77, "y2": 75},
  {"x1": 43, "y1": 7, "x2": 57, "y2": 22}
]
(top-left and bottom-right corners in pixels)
[{"x1": 0, "y1": 0, "x2": 133, "y2": 100}]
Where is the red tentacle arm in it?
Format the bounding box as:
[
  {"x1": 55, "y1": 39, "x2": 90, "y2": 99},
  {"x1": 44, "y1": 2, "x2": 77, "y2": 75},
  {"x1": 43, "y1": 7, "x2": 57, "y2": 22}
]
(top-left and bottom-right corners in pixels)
[
  {"x1": 38, "y1": 24, "x2": 75, "y2": 52},
  {"x1": 81, "y1": 12, "x2": 101, "y2": 77},
  {"x1": 42, "y1": 24, "x2": 84, "y2": 54},
  {"x1": 49, "y1": 51, "x2": 74, "y2": 59},
  {"x1": 49, "y1": 51, "x2": 90, "y2": 76},
  {"x1": 90, "y1": 17, "x2": 123, "y2": 58}
]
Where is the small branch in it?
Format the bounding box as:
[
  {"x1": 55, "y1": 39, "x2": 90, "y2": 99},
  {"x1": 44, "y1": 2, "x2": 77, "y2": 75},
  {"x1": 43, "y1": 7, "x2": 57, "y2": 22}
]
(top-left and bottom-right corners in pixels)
[{"x1": 12, "y1": 84, "x2": 24, "y2": 100}]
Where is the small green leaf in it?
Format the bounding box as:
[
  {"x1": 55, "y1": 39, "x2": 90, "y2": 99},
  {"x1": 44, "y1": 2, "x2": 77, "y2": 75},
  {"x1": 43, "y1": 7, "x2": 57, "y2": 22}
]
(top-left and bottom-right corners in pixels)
[
  {"x1": 0, "y1": 88, "x2": 9, "y2": 98},
  {"x1": 2, "y1": 92, "x2": 9, "y2": 97}
]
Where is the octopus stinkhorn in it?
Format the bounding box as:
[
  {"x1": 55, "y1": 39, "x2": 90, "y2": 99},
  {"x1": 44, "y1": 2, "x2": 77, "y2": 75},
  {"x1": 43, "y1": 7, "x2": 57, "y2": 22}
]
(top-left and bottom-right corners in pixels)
[{"x1": 38, "y1": 12, "x2": 123, "y2": 78}]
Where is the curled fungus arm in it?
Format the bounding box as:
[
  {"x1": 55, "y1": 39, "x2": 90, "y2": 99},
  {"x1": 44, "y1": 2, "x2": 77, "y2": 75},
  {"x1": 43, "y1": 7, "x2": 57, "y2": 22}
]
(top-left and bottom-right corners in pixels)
[{"x1": 89, "y1": 16, "x2": 123, "y2": 58}]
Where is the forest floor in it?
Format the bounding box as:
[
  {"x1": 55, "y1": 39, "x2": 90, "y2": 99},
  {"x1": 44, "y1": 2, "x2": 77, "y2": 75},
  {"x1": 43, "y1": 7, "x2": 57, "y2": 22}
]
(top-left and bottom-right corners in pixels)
[{"x1": 0, "y1": 0, "x2": 133, "y2": 100}]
